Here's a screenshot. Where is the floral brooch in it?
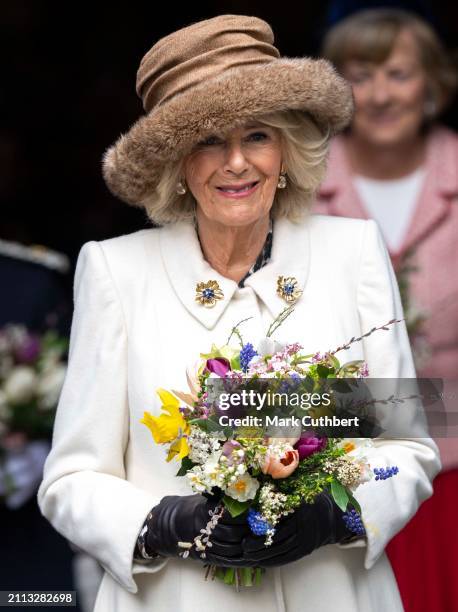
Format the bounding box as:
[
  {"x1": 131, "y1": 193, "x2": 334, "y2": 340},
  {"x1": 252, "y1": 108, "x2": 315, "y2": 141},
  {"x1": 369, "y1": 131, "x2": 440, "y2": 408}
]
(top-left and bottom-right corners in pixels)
[
  {"x1": 276, "y1": 276, "x2": 302, "y2": 303},
  {"x1": 195, "y1": 280, "x2": 224, "y2": 308}
]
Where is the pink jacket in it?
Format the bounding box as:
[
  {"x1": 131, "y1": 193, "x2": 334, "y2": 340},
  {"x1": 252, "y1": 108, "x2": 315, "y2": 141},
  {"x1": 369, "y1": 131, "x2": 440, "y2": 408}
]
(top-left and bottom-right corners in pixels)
[{"x1": 313, "y1": 126, "x2": 458, "y2": 469}]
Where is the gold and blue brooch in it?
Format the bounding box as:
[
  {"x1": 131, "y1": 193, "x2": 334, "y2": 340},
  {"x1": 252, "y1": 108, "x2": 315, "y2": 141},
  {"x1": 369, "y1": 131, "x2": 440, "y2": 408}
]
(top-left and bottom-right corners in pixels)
[
  {"x1": 195, "y1": 280, "x2": 224, "y2": 308},
  {"x1": 277, "y1": 276, "x2": 302, "y2": 303}
]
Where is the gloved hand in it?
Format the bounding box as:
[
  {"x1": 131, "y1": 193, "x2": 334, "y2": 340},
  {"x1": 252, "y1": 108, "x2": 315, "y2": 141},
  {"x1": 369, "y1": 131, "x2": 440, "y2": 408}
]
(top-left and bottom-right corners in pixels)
[
  {"x1": 241, "y1": 492, "x2": 355, "y2": 567},
  {"x1": 144, "y1": 494, "x2": 252, "y2": 566},
  {"x1": 144, "y1": 492, "x2": 354, "y2": 568}
]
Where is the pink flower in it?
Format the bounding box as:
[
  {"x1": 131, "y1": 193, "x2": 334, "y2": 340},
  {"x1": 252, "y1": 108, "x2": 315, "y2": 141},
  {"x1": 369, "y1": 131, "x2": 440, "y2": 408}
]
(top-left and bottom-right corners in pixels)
[
  {"x1": 261, "y1": 448, "x2": 300, "y2": 479},
  {"x1": 205, "y1": 358, "x2": 231, "y2": 377},
  {"x1": 185, "y1": 360, "x2": 202, "y2": 400},
  {"x1": 284, "y1": 343, "x2": 303, "y2": 356},
  {"x1": 295, "y1": 435, "x2": 327, "y2": 460}
]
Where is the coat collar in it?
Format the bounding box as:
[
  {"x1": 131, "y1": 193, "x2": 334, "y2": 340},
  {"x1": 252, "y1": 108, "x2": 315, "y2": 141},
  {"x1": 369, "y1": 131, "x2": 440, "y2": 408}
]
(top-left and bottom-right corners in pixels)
[
  {"x1": 318, "y1": 126, "x2": 458, "y2": 262},
  {"x1": 159, "y1": 216, "x2": 310, "y2": 329}
]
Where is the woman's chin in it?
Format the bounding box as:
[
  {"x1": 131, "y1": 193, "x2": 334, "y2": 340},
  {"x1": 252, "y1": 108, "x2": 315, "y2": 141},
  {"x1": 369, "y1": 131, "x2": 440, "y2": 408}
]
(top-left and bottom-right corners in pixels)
[
  {"x1": 355, "y1": 121, "x2": 419, "y2": 148},
  {"x1": 206, "y1": 203, "x2": 270, "y2": 227},
  {"x1": 218, "y1": 211, "x2": 267, "y2": 227}
]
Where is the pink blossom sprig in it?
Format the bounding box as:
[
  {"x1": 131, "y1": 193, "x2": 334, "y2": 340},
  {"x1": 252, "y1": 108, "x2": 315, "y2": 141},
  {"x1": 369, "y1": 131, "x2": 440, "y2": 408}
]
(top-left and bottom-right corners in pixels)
[{"x1": 330, "y1": 319, "x2": 403, "y2": 356}]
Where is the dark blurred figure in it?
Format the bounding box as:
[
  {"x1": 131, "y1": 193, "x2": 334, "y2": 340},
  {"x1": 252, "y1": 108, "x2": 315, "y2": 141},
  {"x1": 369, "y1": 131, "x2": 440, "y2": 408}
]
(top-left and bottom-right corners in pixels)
[
  {"x1": 0, "y1": 238, "x2": 71, "y2": 332},
  {"x1": 0, "y1": 239, "x2": 79, "y2": 610},
  {"x1": 313, "y1": 8, "x2": 457, "y2": 612}
]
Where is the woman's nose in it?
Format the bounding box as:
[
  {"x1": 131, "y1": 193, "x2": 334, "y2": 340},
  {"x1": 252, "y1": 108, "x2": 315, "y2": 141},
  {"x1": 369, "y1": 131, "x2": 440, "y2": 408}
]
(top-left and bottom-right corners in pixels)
[
  {"x1": 223, "y1": 142, "x2": 249, "y2": 175},
  {"x1": 370, "y1": 73, "x2": 392, "y2": 106}
]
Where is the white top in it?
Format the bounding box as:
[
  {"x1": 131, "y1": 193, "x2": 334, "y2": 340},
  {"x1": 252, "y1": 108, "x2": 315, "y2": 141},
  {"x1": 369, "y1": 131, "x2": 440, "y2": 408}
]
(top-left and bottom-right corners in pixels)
[{"x1": 353, "y1": 167, "x2": 425, "y2": 252}]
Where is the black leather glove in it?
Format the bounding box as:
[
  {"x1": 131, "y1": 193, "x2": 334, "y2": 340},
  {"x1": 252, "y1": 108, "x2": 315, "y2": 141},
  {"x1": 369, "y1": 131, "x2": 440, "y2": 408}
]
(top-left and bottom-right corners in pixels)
[
  {"x1": 144, "y1": 494, "x2": 252, "y2": 566},
  {"x1": 241, "y1": 492, "x2": 354, "y2": 567}
]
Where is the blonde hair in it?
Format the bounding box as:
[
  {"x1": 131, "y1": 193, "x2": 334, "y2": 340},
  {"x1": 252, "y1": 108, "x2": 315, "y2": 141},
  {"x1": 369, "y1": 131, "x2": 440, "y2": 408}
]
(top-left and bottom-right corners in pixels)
[
  {"x1": 322, "y1": 8, "x2": 457, "y2": 118},
  {"x1": 143, "y1": 110, "x2": 330, "y2": 225}
]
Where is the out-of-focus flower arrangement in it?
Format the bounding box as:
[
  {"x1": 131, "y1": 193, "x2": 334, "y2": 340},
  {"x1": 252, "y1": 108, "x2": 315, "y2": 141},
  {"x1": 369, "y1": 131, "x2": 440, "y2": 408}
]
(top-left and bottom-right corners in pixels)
[
  {"x1": 0, "y1": 325, "x2": 68, "y2": 507},
  {"x1": 141, "y1": 308, "x2": 400, "y2": 588}
]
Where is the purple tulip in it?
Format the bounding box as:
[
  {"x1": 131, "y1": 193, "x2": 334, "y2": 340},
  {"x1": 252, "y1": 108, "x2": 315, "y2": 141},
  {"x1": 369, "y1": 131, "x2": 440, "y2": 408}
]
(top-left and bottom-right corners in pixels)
[
  {"x1": 15, "y1": 335, "x2": 41, "y2": 363},
  {"x1": 205, "y1": 357, "x2": 231, "y2": 377},
  {"x1": 294, "y1": 435, "x2": 327, "y2": 460}
]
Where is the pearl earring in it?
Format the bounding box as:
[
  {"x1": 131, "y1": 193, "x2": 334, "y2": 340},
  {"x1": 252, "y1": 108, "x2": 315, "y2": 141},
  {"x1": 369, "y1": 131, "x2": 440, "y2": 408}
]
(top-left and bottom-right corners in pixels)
[
  {"x1": 277, "y1": 173, "x2": 287, "y2": 189},
  {"x1": 176, "y1": 180, "x2": 187, "y2": 195}
]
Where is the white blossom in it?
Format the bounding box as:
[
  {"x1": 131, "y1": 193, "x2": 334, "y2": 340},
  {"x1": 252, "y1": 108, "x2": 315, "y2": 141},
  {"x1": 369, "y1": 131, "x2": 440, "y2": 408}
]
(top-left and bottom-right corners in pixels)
[
  {"x1": 4, "y1": 366, "x2": 37, "y2": 405},
  {"x1": 256, "y1": 338, "x2": 285, "y2": 358},
  {"x1": 186, "y1": 469, "x2": 208, "y2": 493},
  {"x1": 187, "y1": 427, "x2": 223, "y2": 464},
  {"x1": 226, "y1": 473, "x2": 259, "y2": 502}
]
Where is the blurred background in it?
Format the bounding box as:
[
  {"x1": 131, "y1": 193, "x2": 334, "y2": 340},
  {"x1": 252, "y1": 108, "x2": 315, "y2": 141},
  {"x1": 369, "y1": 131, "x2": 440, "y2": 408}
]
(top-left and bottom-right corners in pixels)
[{"x1": 0, "y1": 2, "x2": 456, "y2": 611}]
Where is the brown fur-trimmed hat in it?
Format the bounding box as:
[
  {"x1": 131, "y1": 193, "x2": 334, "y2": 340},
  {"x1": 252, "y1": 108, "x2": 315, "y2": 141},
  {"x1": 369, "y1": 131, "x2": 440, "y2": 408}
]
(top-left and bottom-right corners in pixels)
[{"x1": 102, "y1": 14, "x2": 354, "y2": 208}]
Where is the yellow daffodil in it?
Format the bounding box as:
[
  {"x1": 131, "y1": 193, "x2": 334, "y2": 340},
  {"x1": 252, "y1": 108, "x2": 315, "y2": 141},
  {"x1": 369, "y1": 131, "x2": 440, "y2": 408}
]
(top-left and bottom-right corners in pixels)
[
  {"x1": 167, "y1": 435, "x2": 190, "y2": 462},
  {"x1": 141, "y1": 388, "x2": 190, "y2": 461}
]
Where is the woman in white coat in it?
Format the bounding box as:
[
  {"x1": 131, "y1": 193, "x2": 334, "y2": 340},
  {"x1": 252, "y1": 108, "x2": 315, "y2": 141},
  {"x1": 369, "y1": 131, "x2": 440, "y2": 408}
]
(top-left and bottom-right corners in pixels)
[{"x1": 37, "y1": 14, "x2": 440, "y2": 612}]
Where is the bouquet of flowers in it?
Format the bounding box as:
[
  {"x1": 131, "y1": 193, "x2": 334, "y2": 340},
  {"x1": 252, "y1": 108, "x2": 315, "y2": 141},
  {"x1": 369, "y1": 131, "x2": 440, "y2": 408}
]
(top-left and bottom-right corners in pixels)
[
  {"x1": 142, "y1": 308, "x2": 399, "y2": 587},
  {"x1": 0, "y1": 325, "x2": 68, "y2": 505}
]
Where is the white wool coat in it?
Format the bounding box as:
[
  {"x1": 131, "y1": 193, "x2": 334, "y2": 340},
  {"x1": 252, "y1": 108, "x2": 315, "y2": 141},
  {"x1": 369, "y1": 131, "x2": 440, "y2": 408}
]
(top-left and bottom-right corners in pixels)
[{"x1": 37, "y1": 215, "x2": 440, "y2": 612}]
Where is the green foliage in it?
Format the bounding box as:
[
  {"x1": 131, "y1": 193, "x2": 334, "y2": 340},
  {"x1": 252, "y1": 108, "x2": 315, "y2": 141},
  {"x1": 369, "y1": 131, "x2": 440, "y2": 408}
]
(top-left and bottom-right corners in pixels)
[
  {"x1": 348, "y1": 493, "x2": 362, "y2": 515},
  {"x1": 241, "y1": 567, "x2": 253, "y2": 586},
  {"x1": 316, "y1": 364, "x2": 332, "y2": 379},
  {"x1": 223, "y1": 567, "x2": 235, "y2": 584},
  {"x1": 212, "y1": 566, "x2": 265, "y2": 588},
  {"x1": 222, "y1": 495, "x2": 250, "y2": 517},
  {"x1": 266, "y1": 305, "x2": 295, "y2": 338},
  {"x1": 276, "y1": 439, "x2": 346, "y2": 507},
  {"x1": 176, "y1": 456, "x2": 196, "y2": 476},
  {"x1": 336, "y1": 360, "x2": 365, "y2": 377},
  {"x1": 231, "y1": 355, "x2": 241, "y2": 371},
  {"x1": 330, "y1": 479, "x2": 350, "y2": 511}
]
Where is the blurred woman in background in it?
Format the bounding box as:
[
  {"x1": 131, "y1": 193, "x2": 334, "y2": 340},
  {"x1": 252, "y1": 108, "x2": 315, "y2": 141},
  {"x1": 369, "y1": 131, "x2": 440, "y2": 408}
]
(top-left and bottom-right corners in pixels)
[{"x1": 314, "y1": 9, "x2": 457, "y2": 612}]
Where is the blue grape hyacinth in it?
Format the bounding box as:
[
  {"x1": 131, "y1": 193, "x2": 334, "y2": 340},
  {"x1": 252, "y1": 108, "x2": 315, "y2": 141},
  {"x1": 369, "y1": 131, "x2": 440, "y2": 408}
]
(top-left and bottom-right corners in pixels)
[
  {"x1": 373, "y1": 466, "x2": 399, "y2": 480},
  {"x1": 247, "y1": 509, "x2": 274, "y2": 536},
  {"x1": 342, "y1": 509, "x2": 366, "y2": 536},
  {"x1": 240, "y1": 343, "x2": 258, "y2": 372}
]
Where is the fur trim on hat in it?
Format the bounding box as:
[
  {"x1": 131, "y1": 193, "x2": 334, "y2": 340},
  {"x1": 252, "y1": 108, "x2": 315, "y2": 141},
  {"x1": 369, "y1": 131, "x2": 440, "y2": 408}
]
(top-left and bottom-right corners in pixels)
[{"x1": 102, "y1": 58, "x2": 353, "y2": 208}]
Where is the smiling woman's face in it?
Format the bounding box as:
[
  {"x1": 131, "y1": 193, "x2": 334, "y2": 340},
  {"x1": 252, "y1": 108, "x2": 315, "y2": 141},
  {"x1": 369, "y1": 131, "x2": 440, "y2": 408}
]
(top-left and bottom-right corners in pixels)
[
  {"x1": 343, "y1": 28, "x2": 428, "y2": 147},
  {"x1": 183, "y1": 121, "x2": 283, "y2": 227}
]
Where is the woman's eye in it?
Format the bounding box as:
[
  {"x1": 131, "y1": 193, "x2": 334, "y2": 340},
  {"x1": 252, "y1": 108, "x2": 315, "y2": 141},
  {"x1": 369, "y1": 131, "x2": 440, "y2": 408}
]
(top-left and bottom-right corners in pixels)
[
  {"x1": 247, "y1": 131, "x2": 268, "y2": 142},
  {"x1": 390, "y1": 70, "x2": 411, "y2": 81},
  {"x1": 198, "y1": 135, "x2": 222, "y2": 146},
  {"x1": 349, "y1": 72, "x2": 371, "y2": 84}
]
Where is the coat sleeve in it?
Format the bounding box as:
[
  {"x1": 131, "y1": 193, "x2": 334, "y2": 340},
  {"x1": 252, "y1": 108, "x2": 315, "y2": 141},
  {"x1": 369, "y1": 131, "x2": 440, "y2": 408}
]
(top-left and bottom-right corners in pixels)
[
  {"x1": 344, "y1": 220, "x2": 441, "y2": 569},
  {"x1": 37, "y1": 241, "x2": 167, "y2": 594}
]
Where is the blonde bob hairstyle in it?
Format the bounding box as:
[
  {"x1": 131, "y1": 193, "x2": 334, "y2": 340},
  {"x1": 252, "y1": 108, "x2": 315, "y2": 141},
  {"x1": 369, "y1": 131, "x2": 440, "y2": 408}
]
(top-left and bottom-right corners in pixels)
[
  {"x1": 322, "y1": 8, "x2": 457, "y2": 120},
  {"x1": 145, "y1": 109, "x2": 330, "y2": 226}
]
